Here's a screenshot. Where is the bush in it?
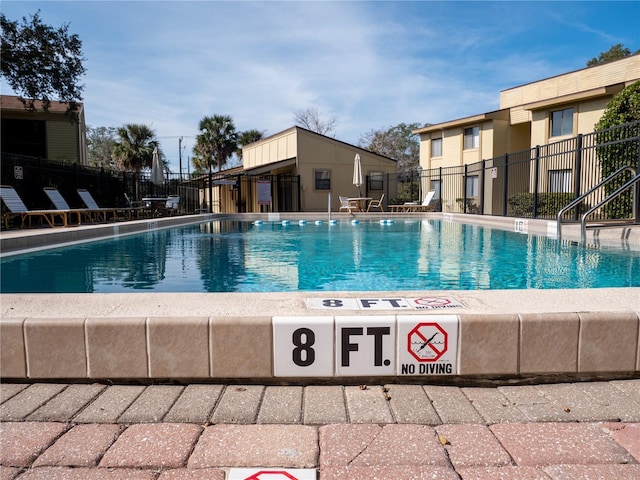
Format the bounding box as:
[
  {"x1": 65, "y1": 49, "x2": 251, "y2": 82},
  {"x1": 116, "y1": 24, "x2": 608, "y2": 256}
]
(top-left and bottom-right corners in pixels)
[
  {"x1": 594, "y1": 81, "x2": 640, "y2": 219},
  {"x1": 508, "y1": 192, "x2": 577, "y2": 218}
]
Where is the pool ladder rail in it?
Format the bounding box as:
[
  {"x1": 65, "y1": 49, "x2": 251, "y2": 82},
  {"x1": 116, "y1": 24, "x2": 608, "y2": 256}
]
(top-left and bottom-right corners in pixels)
[{"x1": 557, "y1": 165, "x2": 640, "y2": 243}]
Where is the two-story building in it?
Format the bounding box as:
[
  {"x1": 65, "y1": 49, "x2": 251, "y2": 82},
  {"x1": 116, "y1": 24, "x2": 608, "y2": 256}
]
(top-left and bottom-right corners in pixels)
[
  {"x1": 1, "y1": 95, "x2": 88, "y2": 165},
  {"x1": 414, "y1": 54, "x2": 640, "y2": 214}
]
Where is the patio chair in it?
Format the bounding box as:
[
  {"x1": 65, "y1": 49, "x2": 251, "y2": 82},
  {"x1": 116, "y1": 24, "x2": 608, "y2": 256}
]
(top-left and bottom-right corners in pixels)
[
  {"x1": 156, "y1": 195, "x2": 180, "y2": 216},
  {"x1": 77, "y1": 189, "x2": 129, "y2": 222},
  {"x1": 390, "y1": 191, "x2": 436, "y2": 212},
  {"x1": 339, "y1": 196, "x2": 357, "y2": 213},
  {"x1": 43, "y1": 187, "x2": 98, "y2": 224},
  {"x1": 366, "y1": 193, "x2": 385, "y2": 212},
  {"x1": 1, "y1": 185, "x2": 80, "y2": 229}
]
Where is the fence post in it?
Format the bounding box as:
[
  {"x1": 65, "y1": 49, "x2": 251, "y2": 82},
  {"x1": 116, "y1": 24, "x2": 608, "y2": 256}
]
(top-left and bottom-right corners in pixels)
[
  {"x1": 208, "y1": 170, "x2": 213, "y2": 213},
  {"x1": 573, "y1": 134, "x2": 583, "y2": 221},
  {"x1": 439, "y1": 167, "x2": 443, "y2": 212},
  {"x1": 463, "y1": 164, "x2": 468, "y2": 213},
  {"x1": 533, "y1": 145, "x2": 540, "y2": 218},
  {"x1": 502, "y1": 153, "x2": 509, "y2": 216},
  {"x1": 635, "y1": 139, "x2": 640, "y2": 225},
  {"x1": 480, "y1": 160, "x2": 485, "y2": 215}
]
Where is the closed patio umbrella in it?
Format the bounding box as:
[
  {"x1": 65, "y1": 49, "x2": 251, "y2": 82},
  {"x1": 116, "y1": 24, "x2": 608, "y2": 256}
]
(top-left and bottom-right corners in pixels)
[
  {"x1": 353, "y1": 153, "x2": 363, "y2": 197},
  {"x1": 151, "y1": 147, "x2": 165, "y2": 190}
]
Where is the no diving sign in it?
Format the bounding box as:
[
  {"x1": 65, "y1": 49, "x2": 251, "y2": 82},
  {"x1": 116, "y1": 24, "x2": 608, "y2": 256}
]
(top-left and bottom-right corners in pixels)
[
  {"x1": 273, "y1": 315, "x2": 459, "y2": 377},
  {"x1": 229, "y1": 469, "x2": 315, "y2": 480},
  {"x1": 398, "y1": 315, "x2": 458, "y2": 375}
]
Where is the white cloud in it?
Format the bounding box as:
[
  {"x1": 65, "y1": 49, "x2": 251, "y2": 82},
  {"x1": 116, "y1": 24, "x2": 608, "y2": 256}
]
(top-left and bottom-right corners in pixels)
[{"x1": 3, "y1": 0, "x2": 639, "y2": 173}]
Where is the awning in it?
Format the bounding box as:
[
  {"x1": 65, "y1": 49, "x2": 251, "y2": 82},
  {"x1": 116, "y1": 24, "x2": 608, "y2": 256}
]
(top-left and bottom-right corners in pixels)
[{"x1": 243, "y1": 158, "x2": 297, "y2": 175}]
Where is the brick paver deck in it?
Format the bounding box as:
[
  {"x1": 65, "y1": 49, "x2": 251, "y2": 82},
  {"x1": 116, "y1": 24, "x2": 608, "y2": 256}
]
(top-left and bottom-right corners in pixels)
[{"x1": 1, "y1": 380, "x2": 639, "y2": 479}]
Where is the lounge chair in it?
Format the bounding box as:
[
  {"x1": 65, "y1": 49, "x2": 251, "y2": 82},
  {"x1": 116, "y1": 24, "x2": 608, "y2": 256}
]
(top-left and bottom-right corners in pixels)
[
  {"x1": 44, "y1": 187, "x2": 99, "y2": 223},
  {"x1": 366, "y1": 193, "x2": 385, "y2": 212},
  {"x1": 339, "y1": 196, "x2": 357, "y2": 213},
  {"x1": 163, "y1": 195, "x2": 180, "y2": 216},
  {"x1": 390, "y1": 191, "x2": 436, "y2": 212},
  {"x1": 77, "y1": 189, "x2": 130, "y2": 221},
  {"x1": 1, "y1": 185, "x2": 81, "y2": 229}
]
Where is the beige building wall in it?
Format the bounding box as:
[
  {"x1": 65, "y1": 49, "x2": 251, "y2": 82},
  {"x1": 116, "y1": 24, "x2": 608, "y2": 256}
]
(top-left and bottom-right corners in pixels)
[
  {"x1": 0, "y1": 95, "x2": 87, "y2": 165},
  {"x1": 414, "y1": 54, "x2": 640, "y2": 215},
  {"x1": 243, "y1": 127, "x2": 298, "y2": 170},
  {"x1": 239, "y1": 127, "x2": 397, "y2": 213}
]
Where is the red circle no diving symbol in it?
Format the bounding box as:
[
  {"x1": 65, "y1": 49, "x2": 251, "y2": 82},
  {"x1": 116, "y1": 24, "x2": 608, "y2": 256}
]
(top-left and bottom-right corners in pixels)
[
  {"x1": 407, "y1": 322, "x2": 448, "y2": 362},
  {"x1": 245, "y1": 471, "x2": 299, "y2": 480},
  {"x1": 413, "y1": 297, "x2": 450, "y2": 307}
]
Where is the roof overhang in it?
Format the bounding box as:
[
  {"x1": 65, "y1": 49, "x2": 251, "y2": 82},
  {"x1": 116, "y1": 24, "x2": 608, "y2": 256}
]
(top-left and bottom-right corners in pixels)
[
  {"x1": 243, "y1": 157, "x2": 297, "y2": 175},
  {"x1": 413, "y1": 109, "x2": 509, "y2": 135},
  {"x1": 518, "y1": 83, "x2": 627, "y2": 111}
]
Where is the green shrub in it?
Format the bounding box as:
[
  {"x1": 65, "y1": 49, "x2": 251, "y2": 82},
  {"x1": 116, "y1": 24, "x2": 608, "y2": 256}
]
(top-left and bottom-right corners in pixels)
[
  {"x1": 594, "y1": 81, "x2": 640, "y2": 219},
  {"x1": 508, "y1": 192, "x2": 577, "y2": 218}
]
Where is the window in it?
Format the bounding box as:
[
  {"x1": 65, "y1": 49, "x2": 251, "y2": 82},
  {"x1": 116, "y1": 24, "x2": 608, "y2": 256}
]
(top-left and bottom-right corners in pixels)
[
  {"x1": 464, "y1": 127, "x2": 479, "y2": 149},
  {"x1": 549, "y1": 169, "x2": 572, "y2": 193},
  {"x1": 466, "y1": 175, "x2": 479, "y2": 197},
  {"x1": 314, "y1": 169, "x2": 331, "y2": 190},
  {"x1": 431, "y1": 138, "x2": 442, "y2": 157},
  {"x1": 550, "y1": 108, "x2": 574, "y2": 137},
  {"x1": 368, "y1": 171, "x2": 384, "y2": 191}
]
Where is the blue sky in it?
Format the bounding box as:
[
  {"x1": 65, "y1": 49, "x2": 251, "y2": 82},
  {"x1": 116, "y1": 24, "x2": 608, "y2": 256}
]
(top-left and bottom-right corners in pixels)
[{"x1": 2, "y1": 1, "x2": 639, "y2": 174}]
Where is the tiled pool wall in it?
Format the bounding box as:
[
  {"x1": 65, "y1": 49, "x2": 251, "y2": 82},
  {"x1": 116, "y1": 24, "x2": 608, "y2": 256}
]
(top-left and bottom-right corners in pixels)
[
  {"x1": 1, "y1": 213, "x2": 639, "y2": 382},
  {"x1": 1, "y1": 311, "x2": 639, "y2": 381}
]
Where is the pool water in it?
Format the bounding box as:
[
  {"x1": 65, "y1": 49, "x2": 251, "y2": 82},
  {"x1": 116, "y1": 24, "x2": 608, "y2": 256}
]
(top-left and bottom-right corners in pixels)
[{"x1": 1, "y1": 219, "x2": 639, "y2": 293}]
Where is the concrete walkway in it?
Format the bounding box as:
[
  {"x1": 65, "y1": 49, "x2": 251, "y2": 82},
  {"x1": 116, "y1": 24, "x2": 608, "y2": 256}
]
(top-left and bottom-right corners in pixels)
[{"x1": 1, "y1": 380, "x2": 639, "y2": 479}]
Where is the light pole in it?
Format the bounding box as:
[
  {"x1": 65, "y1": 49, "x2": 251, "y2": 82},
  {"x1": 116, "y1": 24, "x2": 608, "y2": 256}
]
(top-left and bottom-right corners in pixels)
[{"x1": 417, "y1": 165, "x2": 423, "y2": 202}]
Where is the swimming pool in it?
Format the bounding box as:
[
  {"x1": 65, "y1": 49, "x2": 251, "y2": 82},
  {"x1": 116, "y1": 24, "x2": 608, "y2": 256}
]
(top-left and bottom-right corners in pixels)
[{"x1": 2, "y1": 219, "x2": 638, "y2": 293}]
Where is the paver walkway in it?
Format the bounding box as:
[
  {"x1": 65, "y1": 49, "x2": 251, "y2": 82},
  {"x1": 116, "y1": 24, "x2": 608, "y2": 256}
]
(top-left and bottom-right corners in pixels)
[{"x1": 1, "y1": 380, "x2": 639, "y2": 479}]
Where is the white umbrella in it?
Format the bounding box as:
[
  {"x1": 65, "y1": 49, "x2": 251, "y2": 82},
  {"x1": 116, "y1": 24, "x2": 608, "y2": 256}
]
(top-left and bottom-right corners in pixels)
[
  {"x1": 353, "y1": 153, "x2": 363, "y2": 197},
  {"x1": 151, "y1": 147, "x2": 164, "y2": 187}
]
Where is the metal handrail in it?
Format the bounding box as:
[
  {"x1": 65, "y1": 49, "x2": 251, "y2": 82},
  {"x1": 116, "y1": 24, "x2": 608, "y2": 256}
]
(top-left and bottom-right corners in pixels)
[
  {"x1": 580, "y1": 173, "x2": 640, "y2": 243},
  {"x1": 557, "y1": 165, "x2": 637, "y2": 240}
]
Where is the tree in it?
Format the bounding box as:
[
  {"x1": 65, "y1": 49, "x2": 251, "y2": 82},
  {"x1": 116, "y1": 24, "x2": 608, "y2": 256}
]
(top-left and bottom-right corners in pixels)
[
  {"x1": 294, "y1": 107, "x2": 337, "y2": 136},
  {"x1": 236, "y1": 129, "x2": 264, "y2": 160},
  {"x1": 594, "y1": 80, "x2": 640, "y2": 218},
  {"x1": 1, "y1": 11, "x2": 86, "y2": 121},
  {"x1": 359, "y1": 122, "x2": 422, "y2": 174},
  {"x1": 86, "y1": 126, "x2": 117, "y2": 168},
  {"x1": 586, "y1": 43, "x2": 637, "y2": 67},
  {"x1": 112, "y1": 124, "x2": 160, "y2": 172},
  {"x1": 192, "y1": 115, "x2": 238, "y2": 174}
]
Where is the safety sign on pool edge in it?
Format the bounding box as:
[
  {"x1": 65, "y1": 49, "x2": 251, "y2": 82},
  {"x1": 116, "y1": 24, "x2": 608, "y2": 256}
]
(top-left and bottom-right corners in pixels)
[
  {"x1": 397, "y1": 315, "x2": 459, "y2": 376},
  {"x1": 408, "y1": 322, "x2": 447, "y2": 361},
  {"x1": 228, "y1": 468, "x2": 316, "y2": 480}
]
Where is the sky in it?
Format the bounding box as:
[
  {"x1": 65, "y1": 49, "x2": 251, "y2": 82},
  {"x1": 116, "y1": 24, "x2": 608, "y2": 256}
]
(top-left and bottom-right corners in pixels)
[{"x1": 2, "y1": 1, "x2": 639, "y2": 174}]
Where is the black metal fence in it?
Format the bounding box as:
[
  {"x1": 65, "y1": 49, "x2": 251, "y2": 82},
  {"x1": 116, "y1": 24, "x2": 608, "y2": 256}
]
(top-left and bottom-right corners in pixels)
[
  {"x1": 1, "y1": 154, "x2": 202, "y2": 214},
  {"x1": 383, "y1": 120, "x2": 640, "y2": 220},
  {"x1": 2, "y1": 120, "x2": 638, "y2": 219}
]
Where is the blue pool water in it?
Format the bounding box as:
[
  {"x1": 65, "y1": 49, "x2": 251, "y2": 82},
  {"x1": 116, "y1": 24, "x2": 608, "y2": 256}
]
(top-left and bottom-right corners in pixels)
[{"x1": 1, "y1": 219, "x2": 639, "y2": 293}]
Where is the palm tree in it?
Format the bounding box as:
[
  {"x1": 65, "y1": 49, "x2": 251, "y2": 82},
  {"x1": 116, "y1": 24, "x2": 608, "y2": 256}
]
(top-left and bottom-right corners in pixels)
[
  {"x1": 112, "y1": 124, "x2": 160, "y2": 172},
  {"x1": 112, "y1": 123, "x2": 161, "y2": 198},
  {"x1": 192, "y1": 115, "x2": 238, "y2": 174},
  {"x1": 192, "y1": 115, "x2": 238, "y2": 213}
]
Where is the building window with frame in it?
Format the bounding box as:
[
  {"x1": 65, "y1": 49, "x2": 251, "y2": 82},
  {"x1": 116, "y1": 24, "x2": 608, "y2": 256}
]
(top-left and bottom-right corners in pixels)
[
  {"x1": 431, "y1": 138, "x2": 442, "y2": 157},
  {"x1": 368, "y1": 171, "x2": 384, "y2": 191},
  {"x1": 314, "y1": 169, "x2": 331, "y2": 190},
  {"x1": 550, "y1": 108, "x2": 574, "y2": 137},
  {"x1": 463, "y1": 127, "x2": 479, "y2": 150},
  {"x1": 549, "y1": 169, "x2": 572, "y2": 193}
]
